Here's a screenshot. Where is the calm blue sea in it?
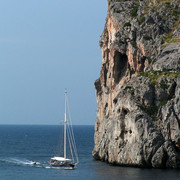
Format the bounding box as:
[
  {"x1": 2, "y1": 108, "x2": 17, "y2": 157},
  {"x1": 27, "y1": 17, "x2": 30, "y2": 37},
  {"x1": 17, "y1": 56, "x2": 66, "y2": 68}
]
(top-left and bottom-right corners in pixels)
[{"x1": 0, "y1": 125, "x2": 180, "y2": 180}]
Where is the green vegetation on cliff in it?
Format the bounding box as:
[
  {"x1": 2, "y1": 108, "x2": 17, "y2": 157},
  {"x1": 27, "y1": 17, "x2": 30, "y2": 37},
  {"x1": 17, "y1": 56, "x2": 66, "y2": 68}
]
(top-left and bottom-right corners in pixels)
[{"x1": 140, "y1": 70, "x2": 180, "y2": 80}]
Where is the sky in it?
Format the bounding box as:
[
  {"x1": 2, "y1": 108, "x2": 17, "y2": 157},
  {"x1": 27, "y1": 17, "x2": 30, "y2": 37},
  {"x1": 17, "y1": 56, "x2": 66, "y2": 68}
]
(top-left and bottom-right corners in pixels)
[{"x1": 0, "y1": 0, "x2": 107, "y2": 125}]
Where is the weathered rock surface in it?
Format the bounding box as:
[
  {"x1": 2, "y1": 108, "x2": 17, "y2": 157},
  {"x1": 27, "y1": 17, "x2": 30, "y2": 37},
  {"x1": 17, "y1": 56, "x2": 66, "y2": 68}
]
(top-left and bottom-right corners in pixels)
[
  {"x1": 93, "y1": 0, "x2": 180, "y2": 168},
  {"x1": 153, "y1": 44, "x2": 180, "y2": 72}
]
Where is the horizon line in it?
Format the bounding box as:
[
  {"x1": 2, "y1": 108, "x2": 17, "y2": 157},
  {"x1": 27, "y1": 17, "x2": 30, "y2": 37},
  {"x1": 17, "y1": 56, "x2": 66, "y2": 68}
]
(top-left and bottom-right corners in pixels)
[{"x1": 0, "y1": 123, "x2": 94, "y2": 126}]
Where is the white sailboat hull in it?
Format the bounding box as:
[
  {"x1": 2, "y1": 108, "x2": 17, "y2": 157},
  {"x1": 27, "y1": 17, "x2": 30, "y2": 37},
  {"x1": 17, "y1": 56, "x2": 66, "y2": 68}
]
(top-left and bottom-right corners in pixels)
[
  {"x1": 49, "y1": 156, "x2": 76, "y2": 169},
  {"x1": 50, "y1": 162, "x2": 76, "y2": 170}
]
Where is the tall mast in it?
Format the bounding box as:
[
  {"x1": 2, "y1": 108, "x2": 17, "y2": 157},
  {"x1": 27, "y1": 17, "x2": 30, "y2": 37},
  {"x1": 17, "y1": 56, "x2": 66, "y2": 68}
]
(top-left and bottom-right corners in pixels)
[{"x1": 64, "y1": 89, "x2": 67, "y2": 159}]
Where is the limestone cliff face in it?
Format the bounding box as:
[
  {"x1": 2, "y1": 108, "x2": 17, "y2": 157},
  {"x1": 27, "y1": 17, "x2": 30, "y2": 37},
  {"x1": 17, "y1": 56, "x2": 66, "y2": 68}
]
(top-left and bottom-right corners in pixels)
[{"x1": 93, "y1": 0, "x2": 180, "y2": 168}]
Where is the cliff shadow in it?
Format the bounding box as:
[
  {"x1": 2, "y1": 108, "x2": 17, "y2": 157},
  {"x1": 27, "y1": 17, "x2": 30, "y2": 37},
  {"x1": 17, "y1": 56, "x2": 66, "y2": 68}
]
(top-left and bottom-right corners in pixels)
[{"x1": 113, "y1": 51, "x2": 128, "y2": 84}]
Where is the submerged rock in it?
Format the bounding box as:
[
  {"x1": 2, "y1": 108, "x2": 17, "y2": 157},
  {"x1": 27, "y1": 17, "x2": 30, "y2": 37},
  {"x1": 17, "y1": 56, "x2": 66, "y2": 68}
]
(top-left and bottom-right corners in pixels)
[{"x1": 93, "y1": 0, "x2": 180, "y2": 168}]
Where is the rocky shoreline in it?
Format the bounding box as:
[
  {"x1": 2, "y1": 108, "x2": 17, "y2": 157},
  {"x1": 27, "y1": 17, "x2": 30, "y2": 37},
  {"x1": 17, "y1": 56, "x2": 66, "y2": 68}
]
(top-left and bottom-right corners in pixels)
[{"x1": 93, "y1": 0, "x2": 180, "y2": 168}]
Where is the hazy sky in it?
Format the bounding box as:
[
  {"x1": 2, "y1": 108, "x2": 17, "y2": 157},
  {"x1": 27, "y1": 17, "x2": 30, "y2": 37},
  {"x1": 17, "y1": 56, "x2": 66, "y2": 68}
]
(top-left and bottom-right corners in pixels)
[{"x1": 0, "y1": 0, "x2": 107, "y2": 125}]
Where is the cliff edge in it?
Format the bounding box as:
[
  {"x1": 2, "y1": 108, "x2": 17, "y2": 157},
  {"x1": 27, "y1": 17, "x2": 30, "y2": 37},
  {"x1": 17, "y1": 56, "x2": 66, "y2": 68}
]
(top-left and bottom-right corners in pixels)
[{"x1": 93, "y1": 0, "x2": 180, "y2": 168}]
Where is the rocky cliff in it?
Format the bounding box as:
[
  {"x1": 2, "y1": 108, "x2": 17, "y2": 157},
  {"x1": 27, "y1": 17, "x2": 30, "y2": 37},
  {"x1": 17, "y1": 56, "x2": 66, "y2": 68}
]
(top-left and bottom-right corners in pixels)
[{"x1": 93, "y1": 0, "x2": 180, "y2": 168}]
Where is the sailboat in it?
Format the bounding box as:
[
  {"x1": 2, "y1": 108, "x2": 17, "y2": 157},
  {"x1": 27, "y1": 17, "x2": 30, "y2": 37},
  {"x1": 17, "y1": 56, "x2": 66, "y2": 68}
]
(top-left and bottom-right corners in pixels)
[{"x1": 49, "y1": 89, "x2": 79, "y2": 169}]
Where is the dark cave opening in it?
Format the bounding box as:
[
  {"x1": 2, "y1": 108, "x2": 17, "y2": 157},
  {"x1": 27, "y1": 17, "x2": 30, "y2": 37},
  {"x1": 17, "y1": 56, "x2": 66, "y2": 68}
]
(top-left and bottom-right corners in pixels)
[
  {"x1": 113, "y1": 98, "x2": 118, "y2": 104},
  {"x1": 113, "y1": 51, "x2": 128, "y2": 84},
  {"x1": 104, "y1": 65, "x2": 108, "y2": 87}
]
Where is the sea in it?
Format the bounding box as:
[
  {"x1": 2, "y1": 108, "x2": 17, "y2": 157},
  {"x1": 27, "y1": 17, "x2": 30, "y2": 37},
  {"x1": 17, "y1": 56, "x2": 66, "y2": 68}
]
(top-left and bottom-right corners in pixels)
[{"x1": 0, "y1": 125, "x2": 180, "y2": 180}]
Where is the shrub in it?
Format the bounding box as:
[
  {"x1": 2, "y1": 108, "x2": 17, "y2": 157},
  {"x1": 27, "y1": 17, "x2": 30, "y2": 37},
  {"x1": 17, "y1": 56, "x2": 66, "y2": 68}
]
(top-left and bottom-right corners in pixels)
[
  {"x1": 172, "y1": 10, "x2": 179, "y2": 16},
  {"x1": 151, "y1": 80, "x2": 157, "y2": 87},
  {"x1": 147, "y1": 57, "x2": 152, "y2": 64},
  {"x1": 124, "y1": 86, "x2": 135, "y2": 95},
  {"x1": 158, "y1": 100, "x2": 168, "y2": 108},
  {"x1": 144, "y1": 35, "x2": 152, "y2": 40},
  {"x1": 124, "y1": 86, "x2": 132, "y2": 90},
  {"x1": 139, "y1": 16, "x2": 145, "y2": 24},
  {"x1": 124, "y1": 22, "x2": 131, "y2": 27},
  {"x1": 160, "y1": 82, "x2": 169, "y2": 89},
  {"x1": 130, "y1": 5, "x2": 139, "y2": 18},
  {"x1": 140, "y1": 105, "x2": 158, "y2": 120},
  {"x1": 130, "y1": 89, "x2": 135, "y2": 95}
]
